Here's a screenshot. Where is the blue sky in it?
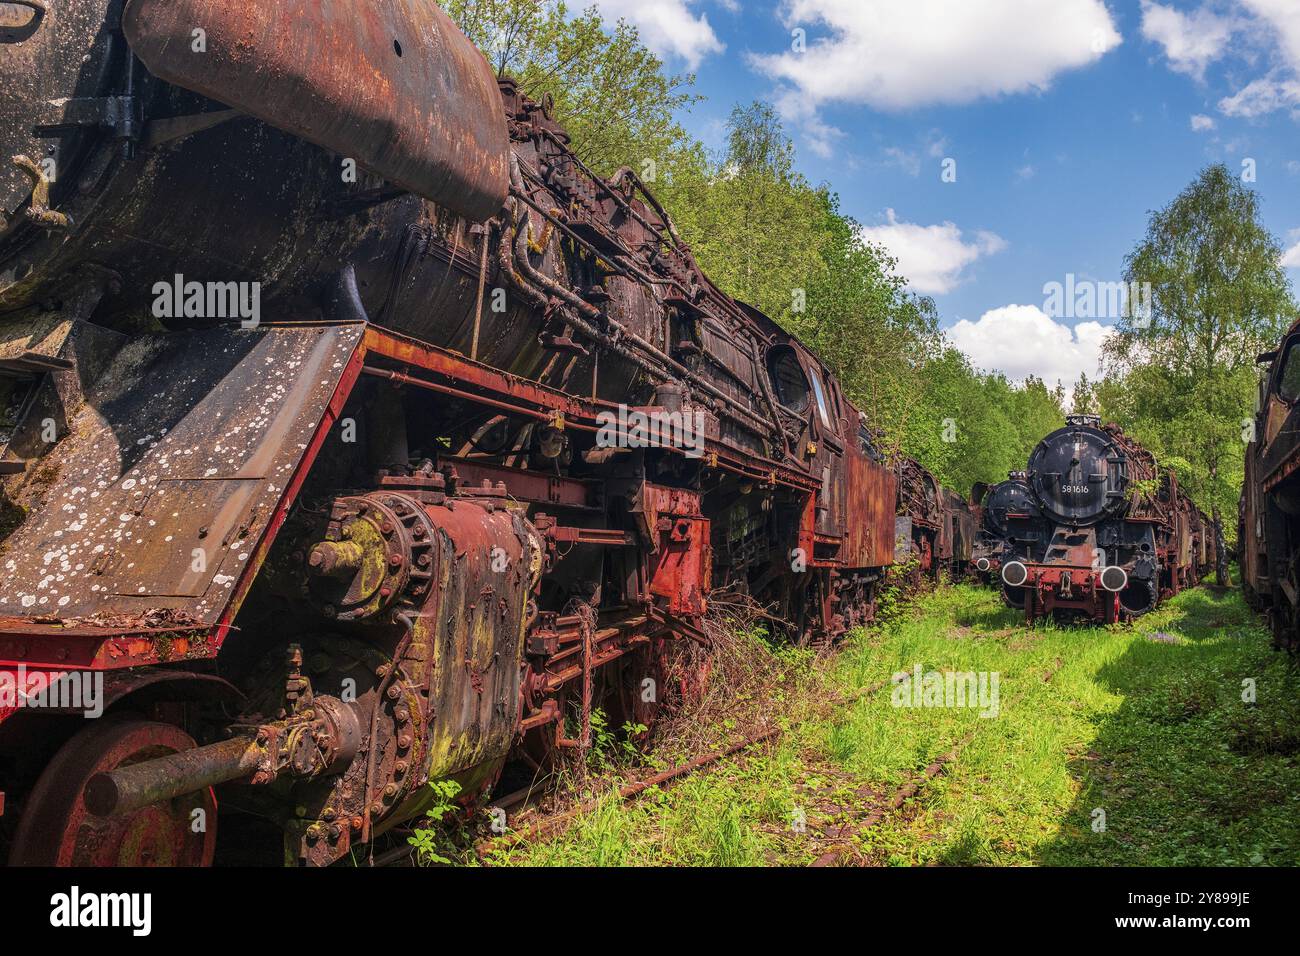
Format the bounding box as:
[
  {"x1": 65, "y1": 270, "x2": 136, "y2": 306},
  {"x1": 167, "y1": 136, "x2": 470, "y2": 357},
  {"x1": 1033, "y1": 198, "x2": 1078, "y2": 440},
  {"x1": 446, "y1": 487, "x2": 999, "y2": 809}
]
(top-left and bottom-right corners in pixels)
[{"x1": 587, "y1": 0, "x2": 1300, "y2": 393}]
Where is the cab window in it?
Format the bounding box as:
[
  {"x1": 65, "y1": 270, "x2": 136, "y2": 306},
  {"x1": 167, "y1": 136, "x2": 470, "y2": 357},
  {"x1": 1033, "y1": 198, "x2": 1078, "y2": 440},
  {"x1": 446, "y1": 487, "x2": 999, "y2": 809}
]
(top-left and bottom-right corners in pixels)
[
  {"x1": 1278, "y1": 340, "x2": 1300, "y2": 402},
  {"x1": 808, "y1": 367, "x2": 833, "y2": 429},
  {"x1": 766, "y1": 345, "x2": 810, "y2": 413}
]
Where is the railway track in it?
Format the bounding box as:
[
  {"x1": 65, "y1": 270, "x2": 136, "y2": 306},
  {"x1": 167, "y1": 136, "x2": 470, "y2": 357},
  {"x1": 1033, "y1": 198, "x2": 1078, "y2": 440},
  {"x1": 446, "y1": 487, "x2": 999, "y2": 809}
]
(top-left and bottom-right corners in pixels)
[
  {"x1": 374, "y1": 651, "x2": 1062, "y2": 867},
  {"x1": 807, "y1": 657, "x2": 1063, "y2": 867},
  {"x1": 363, "y1": 674, "x2": 895, "y2": 865}
]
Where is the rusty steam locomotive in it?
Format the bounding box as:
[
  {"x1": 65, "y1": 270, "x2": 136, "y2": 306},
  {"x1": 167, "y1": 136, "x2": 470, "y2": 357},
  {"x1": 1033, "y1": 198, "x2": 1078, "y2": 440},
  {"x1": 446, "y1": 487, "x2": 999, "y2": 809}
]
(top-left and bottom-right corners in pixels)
[
  {"x1": 995, "y1": 415, "x2": 1213, "y2": 624},
  {"x1": 0, "y1": 0, "x2": 1007, "y2": 866},
  {"x1": 1240, "y1": 317, "x2": 1300, "y2": 653}
]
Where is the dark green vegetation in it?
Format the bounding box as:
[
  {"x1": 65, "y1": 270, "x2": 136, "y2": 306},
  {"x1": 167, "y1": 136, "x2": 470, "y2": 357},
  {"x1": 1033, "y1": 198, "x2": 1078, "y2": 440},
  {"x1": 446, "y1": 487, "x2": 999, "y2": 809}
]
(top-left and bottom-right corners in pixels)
[{"x1": 490, "y1": 582, "x2": 1300, "y2": 866}]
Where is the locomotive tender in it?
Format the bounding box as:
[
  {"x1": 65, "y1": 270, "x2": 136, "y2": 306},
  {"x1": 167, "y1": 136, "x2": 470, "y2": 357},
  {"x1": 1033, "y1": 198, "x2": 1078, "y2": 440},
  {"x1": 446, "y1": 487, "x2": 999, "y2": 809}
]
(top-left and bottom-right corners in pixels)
[
  {"x1": 0, "y1": 0, "x2": 914, "y2": 865},
  {"x1": 1000, "y1": 415, "x2": 1212, "y2": 624}
]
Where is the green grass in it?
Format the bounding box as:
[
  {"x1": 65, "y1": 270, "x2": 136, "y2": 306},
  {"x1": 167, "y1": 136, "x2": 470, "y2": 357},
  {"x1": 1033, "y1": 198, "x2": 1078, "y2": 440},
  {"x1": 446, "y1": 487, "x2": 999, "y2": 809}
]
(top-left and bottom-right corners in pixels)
[{"x1": 494, "y1": 580, "x2": 1300, "y2": 866}]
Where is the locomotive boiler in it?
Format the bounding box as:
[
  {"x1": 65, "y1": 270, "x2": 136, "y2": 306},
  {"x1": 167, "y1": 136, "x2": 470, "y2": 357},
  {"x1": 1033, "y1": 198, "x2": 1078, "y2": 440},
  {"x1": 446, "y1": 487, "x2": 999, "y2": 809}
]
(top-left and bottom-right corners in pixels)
[
  {"x1": 969, "y1": 472, "x2": 1044, "y2": 592},
  {"x1": 1002, "y1": 414, "x2": 1211, "y2": 624},
  {"x1": 0, "y1": 0, "x2": 900, "y2": 865}
]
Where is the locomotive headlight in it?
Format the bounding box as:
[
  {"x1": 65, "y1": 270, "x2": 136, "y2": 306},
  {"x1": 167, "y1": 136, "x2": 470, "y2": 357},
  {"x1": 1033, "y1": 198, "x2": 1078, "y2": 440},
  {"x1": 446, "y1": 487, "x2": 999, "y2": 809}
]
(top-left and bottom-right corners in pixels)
[
  {"x1": 976, "y1": 557, "x2": 991, "y2": 572},
  {"x1": 1099, "y1": 565, "x2": 1128, "y2": 592},
  {"x1": 1001, "y1": 560, "x2": 1028, "y2": 587}
]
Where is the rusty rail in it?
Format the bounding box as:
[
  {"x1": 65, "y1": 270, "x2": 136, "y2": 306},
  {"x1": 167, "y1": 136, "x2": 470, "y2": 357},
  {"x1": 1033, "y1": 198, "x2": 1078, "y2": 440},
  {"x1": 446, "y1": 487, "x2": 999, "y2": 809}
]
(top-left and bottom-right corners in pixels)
[
  {"x1": 485, "y1": 726, "x2": 783, "y2": 856},
  {"x1": 378, "y1": 673, "x2": 902, "y2": 867}
]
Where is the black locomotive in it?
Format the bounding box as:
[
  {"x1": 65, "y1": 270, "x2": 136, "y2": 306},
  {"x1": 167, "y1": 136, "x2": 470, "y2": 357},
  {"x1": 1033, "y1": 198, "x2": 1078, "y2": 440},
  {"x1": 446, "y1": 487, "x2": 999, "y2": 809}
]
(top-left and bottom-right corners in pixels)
[{"x1": 999, "y1": 415, "x2": 1212, "y2": 623}]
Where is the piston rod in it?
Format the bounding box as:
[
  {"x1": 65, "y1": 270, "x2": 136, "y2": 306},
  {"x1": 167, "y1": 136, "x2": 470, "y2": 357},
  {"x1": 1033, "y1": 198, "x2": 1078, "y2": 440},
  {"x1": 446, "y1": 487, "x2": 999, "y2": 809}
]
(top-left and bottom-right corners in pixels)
[{"x1": 83, "y1": 735, "x2": 260, "y2": 818}]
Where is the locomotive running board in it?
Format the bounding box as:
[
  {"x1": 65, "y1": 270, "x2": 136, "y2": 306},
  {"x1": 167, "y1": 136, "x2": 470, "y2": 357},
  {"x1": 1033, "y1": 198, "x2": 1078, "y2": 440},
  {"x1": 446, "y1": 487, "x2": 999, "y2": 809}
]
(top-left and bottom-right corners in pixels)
[
  {"x1": 0, "y1": 319, "x2": 815, "y2": 671},
  {"x1": 0, "y1": 324, "x2": 364, "y2": 669}
]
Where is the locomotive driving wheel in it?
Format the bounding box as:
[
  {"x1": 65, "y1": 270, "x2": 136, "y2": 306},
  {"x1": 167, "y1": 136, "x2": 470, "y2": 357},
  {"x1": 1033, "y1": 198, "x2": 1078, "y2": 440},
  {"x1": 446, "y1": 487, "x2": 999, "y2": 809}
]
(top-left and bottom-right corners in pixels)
[{"x1": 9, "y1": 719, "x2": 217, "y2": 867}]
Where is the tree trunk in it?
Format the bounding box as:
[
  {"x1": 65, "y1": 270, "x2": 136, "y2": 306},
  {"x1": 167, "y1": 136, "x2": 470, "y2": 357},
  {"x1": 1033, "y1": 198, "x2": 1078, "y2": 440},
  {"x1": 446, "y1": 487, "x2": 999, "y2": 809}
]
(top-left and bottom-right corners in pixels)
[
  {"x1": 1211, "y1": 505, "x2": 1230, "y2": 587},
  {"x1": 1208, "y1": 455, "x2": 1230, "y2": 586}
]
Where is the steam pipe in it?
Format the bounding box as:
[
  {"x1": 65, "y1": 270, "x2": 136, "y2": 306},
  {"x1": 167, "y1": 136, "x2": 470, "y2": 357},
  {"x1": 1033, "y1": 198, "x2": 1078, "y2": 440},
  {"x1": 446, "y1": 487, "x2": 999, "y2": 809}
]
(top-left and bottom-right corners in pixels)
[{"x1": 506, "y1": 158, "x2": 777, "y2": 437}]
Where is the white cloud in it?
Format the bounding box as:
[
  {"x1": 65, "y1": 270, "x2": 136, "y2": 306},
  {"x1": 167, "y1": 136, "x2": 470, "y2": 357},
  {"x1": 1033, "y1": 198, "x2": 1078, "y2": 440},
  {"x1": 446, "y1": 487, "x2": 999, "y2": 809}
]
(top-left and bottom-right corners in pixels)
[
  {"x1": 1015, "y1": 164, "x2": 1037, "y2": 181},
  {"x1": 1190, "y1": 113, "x2": 1217, "y2": 131},
  {"x1": 1138, "y1": 0, "x2": 1300, "y2": 119},
  {"x1": 1282, "y1": 231, "x2": 1300, "y2": 269},
  {"x1": 773, "y1": 88, "x2": 843, "y2": 158},
  {"x1": 590, "y1": 0, "x2": 724, "y2": 69},
  {"x1": 1288, "y1": 159, "x2": 1300, "y2": 175},
  {"x1": 1219, "y1": 74, "x2": 1300, "y2": 118},
  {"x1": 1242, "y1": 0, "x2": 1300, "y2": 70},
  {"x1": 1137, "y1": 1, "x2": 1300, "y2": 120},
  {"x1": 1139, "y1": 1, "x2": 1236, "y2": 81},
  {"x1": 924, "y1": 130, "x2": 949, "y2": 158},
  {"x1": 751, "y1": 0, "x2": 1120, "y2": 114},
  {"x1": 876, "y1": 130, "x2": 950, "y2": 177},
  {"x1": 881, "y1": 146, "x2": 921, "y2": 177},
  {"x1": 858, "y1": 210, "x2": 1006, "y2": 296},
  {"x1": 947, "y1": 305, "x2": 1114, "y2": 389}
]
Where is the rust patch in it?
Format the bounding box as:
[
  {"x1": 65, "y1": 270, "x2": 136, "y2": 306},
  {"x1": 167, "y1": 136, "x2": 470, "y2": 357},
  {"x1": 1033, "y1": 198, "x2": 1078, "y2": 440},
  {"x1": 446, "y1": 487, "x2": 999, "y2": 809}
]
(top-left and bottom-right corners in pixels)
[{"x1": 122, "y1": 0, "x2": 509, "y2": 221}]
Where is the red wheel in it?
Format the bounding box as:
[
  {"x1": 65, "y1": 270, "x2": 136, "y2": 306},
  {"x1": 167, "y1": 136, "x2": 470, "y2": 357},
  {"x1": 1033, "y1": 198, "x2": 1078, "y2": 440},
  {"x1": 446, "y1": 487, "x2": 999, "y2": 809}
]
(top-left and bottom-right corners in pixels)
[{"x1": 10, "y1": 719, "x2": 217, "y2": 867}]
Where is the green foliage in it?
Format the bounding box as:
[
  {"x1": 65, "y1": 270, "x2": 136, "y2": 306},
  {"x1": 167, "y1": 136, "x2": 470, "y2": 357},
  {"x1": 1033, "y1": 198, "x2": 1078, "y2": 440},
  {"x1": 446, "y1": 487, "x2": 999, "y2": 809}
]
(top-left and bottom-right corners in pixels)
[
  {"x1": 1097, "y1": 163, "x2": 1298, "y2": 529},
  {"x1": 894, "y1": 354, "x2": 1064, "y2": 495},
  {"x1": 1071, "y1": 372, "x2": 1097, "y2": 414},
  {"x1": 663, "y1": 102, "x2": 835, "y2": 322},
  {"x1": 875, "y1": 557, "x2": 920, "y2": 625},
  {"x1": 444, "y1": 0, "x2": 700, "y2": 177},
  {"x1": 407, "y1": 778, "x2": 464, "y2": 866},
  {"x1": 587, "y1": 708, "x2": 648, "y2": 771}
]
